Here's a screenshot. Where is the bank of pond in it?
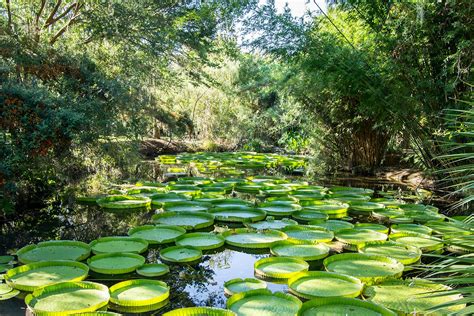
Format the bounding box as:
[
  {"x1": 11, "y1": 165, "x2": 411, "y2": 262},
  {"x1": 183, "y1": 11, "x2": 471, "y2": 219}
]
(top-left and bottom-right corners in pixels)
[{"x1": 0, "y1": 154, "x2": 472, "y2": 315}]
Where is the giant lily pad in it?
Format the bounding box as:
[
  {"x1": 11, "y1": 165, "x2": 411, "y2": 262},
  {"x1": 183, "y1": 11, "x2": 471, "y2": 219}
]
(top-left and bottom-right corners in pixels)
[
  {"x1": 212, "y1": 199, "x2": 253, "y2": 209},
  {"x1": 152, "y1": 211, "x2": 214, "y2": 230},
  {"x1": 335, "y1": 229, "x2": 387, "y2": 251},
  {"x1": 87, "y1": 253, "x2": 145, "y2": 274},
  {"x1": 354, "y1": 223, "x2": 389, "y2": 233},
  {"x1": 254, "y1": 257, "x2": 309, "y2": 279},
  {"x1": 257, "y1": 202, "x2": 300, "y2": 216},
  {"x1": 0, "y1": 283, "x2": 19, "y2": 300},
  {"x1": 128, "y1": 225, "x2": 186, "y2": 244},
  {"x1": 281, "y1": 226, "x2": 334, "y2": 243},
  {"x1": 89, "y1": 236, "x2": 148, "y2": 254},
  {"x1": 25, "y1": 281, "x2": 110, "y2": 315},
  {"x1": 288, "y1": 271, "x2": 363, "y2": 299},
  {"x1": 224, "y1": 278, "x2": 267, "y2": 296},
  {"x1": 227, "y1": 289, "x2": 302, "y2": 316},
  {"x1": 308, "y1": 220, "x2": 354, "y2": 232},
  {"x1": 97, "y1": 195, "x2": 151, "y2": 209},
  {"x1": 324, "y1": 253, "x2": 404, "y2": 285},
  {"x1": 291, "y1": 209, "x2": 328, "y2": 222},
  {"x1": 298, "y1": 297, "x2": 396, "y2": 316},
  {"x1": 270, "y1": 240, "x2": 330, "y2": 261},
  {"x1": 208, "y1": 208, "x2": 266, "y2": 223},
  {"x1": 5, "y1": 260, "x2": 89, "y2": 292},
  {"x1": 160, "y1": 245, "x2": 202, "y2": 263},
  {"x1": 175, "y1": 233, "x2": 225, "y2": 250},
  {"x1": 163, "y1": 201, "x2": 211, "y2": 212},
  {"x1": 245, "y1": 218, "x2": 298, "y2": 230},
  {"x1": 359, "y1": 241, "x2": 422, "y2": 266},
  {"x1": 425, "y1": 220, "x2": 473, "y2": 236},
  {"x1": 136, "y1": 264, "x2": 170, "y2": 277},
  {"x1": 348, "y1": 202, "x2": 385, "y2": 215},
  {"x1": 364, "y1": 279, "x2": 465, "y2": 315},
  {"x1": 389, "y1": 232, "x2": 444, "y2": 253},
  {"x1": 390, "y1": 224, "x2": 432, "y2": 235},
  {"x1": 109, "y1": 279, "x2": 169, "y2": 307},
  {"x1": 151, "y1": 193, "x2": 189, "y2": 206},
  {"x1": 17, "y1": 240, "x2": 91, "y2": 264},
  {"x1": 302, "y1": 204, "x2": 349, "y2": 218},
  {"x1": 223, "y1": 229, "x2": 287, "y2": 249}
]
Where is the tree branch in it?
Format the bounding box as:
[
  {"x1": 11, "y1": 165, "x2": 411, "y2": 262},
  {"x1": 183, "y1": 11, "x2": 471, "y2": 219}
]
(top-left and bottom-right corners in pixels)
[
  {"x1": 6, "y1": 0, "x2": 12, "y2": 34},
  {"x1": 49, "y1": 3, "x2": 83, "y2": 45},
  {"x1": 36, "y1": 0, "x2": 46, "y2": 26},
  {"x1": 44, "y1": 1, "x2": 80, "y2": 28}
]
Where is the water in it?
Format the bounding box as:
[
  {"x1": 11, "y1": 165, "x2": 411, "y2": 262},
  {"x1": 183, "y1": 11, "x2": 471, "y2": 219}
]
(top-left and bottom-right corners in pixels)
[
  {"x1": 0, "y1": 166, "x2": 449, "y2": 315},
  {"x1": 0, "y1": 202, "x2": 291, "y2": 315}
]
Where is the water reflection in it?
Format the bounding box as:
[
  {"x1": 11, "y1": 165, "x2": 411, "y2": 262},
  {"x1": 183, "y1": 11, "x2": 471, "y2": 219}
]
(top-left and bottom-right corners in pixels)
[{"x1": 0, "y1": 202, "x2": 289, "y2": 315}]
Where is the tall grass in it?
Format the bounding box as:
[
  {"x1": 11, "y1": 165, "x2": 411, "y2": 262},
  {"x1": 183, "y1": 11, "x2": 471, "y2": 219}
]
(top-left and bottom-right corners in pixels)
[{"x1": 418, "y1": 101, "x2": 474, "y2": 314}]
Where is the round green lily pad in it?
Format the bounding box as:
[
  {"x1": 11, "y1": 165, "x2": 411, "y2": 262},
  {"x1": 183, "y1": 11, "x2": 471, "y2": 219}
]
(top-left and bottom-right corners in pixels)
[
  {"x1": 17, "y1": 240, "x2": 91, "y2": 264},
  {"x1": 254, "y1": 257, "x2": 309, "y2": 279},
  {"x1": 309, "y1": 220, "x2": 354, "y2": 232},
  {"x1": 404, "y1": 209, "x2": 445, "y2": 223},
  {"x1": 298, "y1": 297, "x2": 396, "y2": 316},
  {"x1": 25, "y1": 281, "x2": 110, "y2": 315},
  {"x1": 160, "y1": 245, "x2": 202, "y2": 263},
  {"x1": 288, "y1": 271, "x2": 363, "y2": 299},
  {"x1": 223, "y1": 229, "x2": 287, "y2": 249},
  {"x1": 354, "y1": 223, "x2": 389, "y2": 233},
  {"x1": 359, "y1": 241, "x2": 422, "y2": 266},
  {"x1": 87, "y1": 253, "x2": 145, "y2": 274},
  {"x1": 270, "y1": 240, "x2": 330, "y2": 261},
  {"x1": 389, "y1": 232, "x2": 444, "y2": 252},
  {"x1": 234, "y1": 184, "x2": 265, "y2": 194},
  {"x1": 89, "y1": 236, "x2": 148, "y2": 254},
  {"x1": 292, "y1": 209, "x2": 329, "y2": 222},
  {"x1": 390, "y1": 224, "x2": 432, "y2": 235},
  {"x1": 128, "y1": 225, "x2": 186, "y2": 244},
  {"x1": 163, "y1": 201, "x2": 211, "y2": 212},
  {"x1": 0, "y1": 255, "x2": 14, "y2": 264},
  {"x1": 0, "y1": 283, "x2": 19, "y2": 300},
  {"x1": 364, "y1": 279, "x2": 465, "y2": 315},
  {"x1": 425, "y1": 220, "x2": 473, "y2": 236},
  {"x1": 5, "y1": 260, "x2": 89, "y2": 292},
  {"x1": 163, "y1": 307, "x2": 236, "y2": 316},
  {"x1": 335, "y1": 229, "x2": 387, "y2": 250},
  {"x1": 212, "y1": 199, "x2": 252, "y2": 208},
  {"x1": 208, "y1": 208, "x2": 267, "y2": 223},
  {"x1": 151, "y1": 193, "x2": 189, "y2": 206},
  {"x1": 281, "y1": 226, "x2": 334, "y2": 243},
  {"x1": 97, "y1": 195, "x2": 151, "y2": 209},
  {"x1": 175, "y1": 233, "x2": 225, "y2": 250},
  {"x1": 349, "y1": 202, "x2": 385, "y2": 215},
  {"x1": 227, "y1": 289, "x2": 302, "y2": 316},
  {"x1": 245, "y1": 218, "x2": 298, "y2": 230},
  {"x1": 324, "y1": 253, "x2": 404, "y2": 285},
  {"x1": 302, "y1": 204, "x2": 349, "y2": 217},
  {"x1": 257, "y1": 202, "x2": 300, "y2": 216},
  {"x1": 110, "y1": 279, "x2": 169, "y2": 307},
  {"x1": 152, "y1": 211, "x2": 215, "y2": 230},
  {"x1": 224, "y1": 278, "x2": 267, "y2": 296},
  {"x1": 136, "y1": 264, "x2": 170, "y2": 277}
]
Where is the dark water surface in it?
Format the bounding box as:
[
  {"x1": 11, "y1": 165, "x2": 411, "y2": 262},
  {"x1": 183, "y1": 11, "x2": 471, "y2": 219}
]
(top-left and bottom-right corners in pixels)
[{"x1": 0, "y1": 168, "x2": 442, "y2": 315}]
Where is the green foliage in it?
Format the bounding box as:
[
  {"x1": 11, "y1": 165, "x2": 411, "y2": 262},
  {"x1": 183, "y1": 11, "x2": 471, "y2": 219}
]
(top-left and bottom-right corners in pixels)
[
  {"x1": 0, "y1": 0, "x2": 255, "y2": 214},
  {"x1": 435, "y1": 102, "x2": 474, "y2": 211},
  {"x1": 242, "y1": 0, "x2": 473, "y2": 173}
]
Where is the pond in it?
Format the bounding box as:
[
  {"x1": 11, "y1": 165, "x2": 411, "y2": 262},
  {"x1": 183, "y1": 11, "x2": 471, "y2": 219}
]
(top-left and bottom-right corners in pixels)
[{"x1": 0, "y1": 154, "x2": 470, "y2": 315}]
